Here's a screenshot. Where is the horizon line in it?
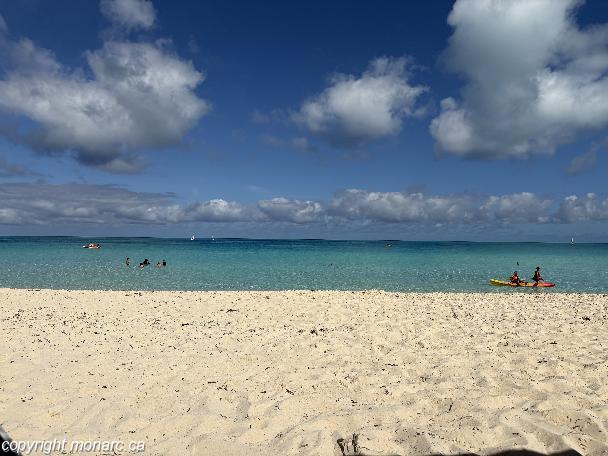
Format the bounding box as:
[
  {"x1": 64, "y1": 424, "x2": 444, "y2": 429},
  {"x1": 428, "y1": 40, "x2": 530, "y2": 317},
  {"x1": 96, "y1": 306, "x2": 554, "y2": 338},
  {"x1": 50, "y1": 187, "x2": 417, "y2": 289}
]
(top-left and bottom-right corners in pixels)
[{"x1": 0, "y1": 235, "x2": 598, "y2": 244}]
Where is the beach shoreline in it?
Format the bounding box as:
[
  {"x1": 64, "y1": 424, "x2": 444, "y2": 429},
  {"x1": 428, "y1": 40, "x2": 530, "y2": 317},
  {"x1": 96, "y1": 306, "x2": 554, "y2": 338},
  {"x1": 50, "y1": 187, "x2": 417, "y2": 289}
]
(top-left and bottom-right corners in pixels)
[{"x1": 1, "y1": 288, "x2": 607, "y2": 455}]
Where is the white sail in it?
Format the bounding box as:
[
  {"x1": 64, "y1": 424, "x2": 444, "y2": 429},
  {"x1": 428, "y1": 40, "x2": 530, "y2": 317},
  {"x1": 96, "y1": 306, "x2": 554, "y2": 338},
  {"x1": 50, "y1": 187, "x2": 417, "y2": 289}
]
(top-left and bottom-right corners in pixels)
[{"x1": 190, "y1": 235, "x2": 195, "y2": 241}]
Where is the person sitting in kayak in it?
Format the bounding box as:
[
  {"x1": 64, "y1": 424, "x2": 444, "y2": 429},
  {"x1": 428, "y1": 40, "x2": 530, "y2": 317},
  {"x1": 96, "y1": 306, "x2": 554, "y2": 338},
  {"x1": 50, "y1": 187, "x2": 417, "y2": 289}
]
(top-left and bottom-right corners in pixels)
[
  {"x1": 510, "y1": 271, "x2": 522, "y2": 285},
  {"x1": 532, "y1": 266, "x2": 543, "y2": 285}
]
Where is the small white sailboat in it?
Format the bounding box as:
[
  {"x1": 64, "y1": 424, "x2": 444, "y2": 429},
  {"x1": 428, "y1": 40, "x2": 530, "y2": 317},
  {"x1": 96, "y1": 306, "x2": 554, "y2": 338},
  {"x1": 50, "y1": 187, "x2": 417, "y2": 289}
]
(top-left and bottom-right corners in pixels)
[
  {"x1": 570, "y1": 237, "x2": 575, "y2": 245},
  {"x1": 190, "y1": 235, "x2": 195, "y2": 241},
  {"x1": 211, "y1": 235, "x2": 215, "y2": 241}
]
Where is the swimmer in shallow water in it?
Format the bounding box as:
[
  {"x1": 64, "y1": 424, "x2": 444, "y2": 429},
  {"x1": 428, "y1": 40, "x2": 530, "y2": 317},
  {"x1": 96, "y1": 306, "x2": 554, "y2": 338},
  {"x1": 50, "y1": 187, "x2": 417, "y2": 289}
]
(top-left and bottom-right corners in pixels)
[
  {"x1": 139, "y1": 259, "x2": 150, "y2": 268},
  {"x1": 126, "y1": 257, "x2": 131, "y2": 266}
]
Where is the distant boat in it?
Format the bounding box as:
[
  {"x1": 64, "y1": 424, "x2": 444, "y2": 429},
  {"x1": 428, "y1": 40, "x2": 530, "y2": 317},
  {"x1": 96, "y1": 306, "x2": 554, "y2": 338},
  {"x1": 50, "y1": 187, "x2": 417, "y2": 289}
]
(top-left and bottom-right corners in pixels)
[
  {"x1": 211, "y1": 235, "x2": 215, "y2": 241},
  {"x1": 571, "y1": 237, "x2": 575, "y2": 245},
  {"x1": 190, "y1": 235, "x2": 195, "y2": 241}
]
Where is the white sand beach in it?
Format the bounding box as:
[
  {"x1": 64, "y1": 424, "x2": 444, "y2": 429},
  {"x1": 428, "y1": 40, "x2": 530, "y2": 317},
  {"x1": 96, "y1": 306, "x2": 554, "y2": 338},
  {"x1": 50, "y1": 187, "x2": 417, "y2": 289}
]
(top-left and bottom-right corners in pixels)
[{"x1": 1, "y1": 289, "x2": 607, "y2": 455}]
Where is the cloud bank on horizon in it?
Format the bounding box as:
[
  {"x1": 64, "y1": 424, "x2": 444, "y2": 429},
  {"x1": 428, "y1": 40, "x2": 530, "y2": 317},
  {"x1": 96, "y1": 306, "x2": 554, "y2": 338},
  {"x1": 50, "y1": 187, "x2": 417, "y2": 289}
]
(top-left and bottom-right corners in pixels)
[{"x1": 1, "y1": 182, "x2": 607, "y2": 230}]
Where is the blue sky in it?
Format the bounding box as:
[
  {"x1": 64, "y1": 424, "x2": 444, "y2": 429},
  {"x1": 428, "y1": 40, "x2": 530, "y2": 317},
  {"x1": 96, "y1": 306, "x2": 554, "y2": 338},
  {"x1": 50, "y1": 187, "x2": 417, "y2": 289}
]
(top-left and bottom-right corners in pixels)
[{"x1": 1, "y1": 0, "x2": 608, "y2": 240}]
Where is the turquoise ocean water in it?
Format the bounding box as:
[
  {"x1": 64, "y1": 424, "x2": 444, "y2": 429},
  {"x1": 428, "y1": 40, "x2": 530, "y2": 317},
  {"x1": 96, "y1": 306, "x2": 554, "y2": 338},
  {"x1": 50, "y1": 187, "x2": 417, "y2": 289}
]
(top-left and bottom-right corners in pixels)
[{"x1": 0, "y1": 237, "x2": 606, "y2": 292}]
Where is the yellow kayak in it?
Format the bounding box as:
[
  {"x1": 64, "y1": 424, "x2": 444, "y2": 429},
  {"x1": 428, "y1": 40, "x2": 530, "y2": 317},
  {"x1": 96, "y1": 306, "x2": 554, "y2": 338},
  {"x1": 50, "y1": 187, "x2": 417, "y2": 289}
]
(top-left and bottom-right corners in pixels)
[{"x1": 490, "y1": 279, "x2": 555, "y2": 288}]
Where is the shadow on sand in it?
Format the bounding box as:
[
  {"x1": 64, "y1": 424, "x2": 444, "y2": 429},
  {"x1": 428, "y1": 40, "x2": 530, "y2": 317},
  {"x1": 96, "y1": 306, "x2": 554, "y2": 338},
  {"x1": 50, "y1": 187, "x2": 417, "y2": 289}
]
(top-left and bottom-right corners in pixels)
[
  {"x1": 343, "y1": 450, "x2": 582, "y2": 456},
  {"x1": 338, "y1": 434, "x2": 582, "y2": 456},
  {"x1": 428, "y1": 451, "x2": 582, "y2": 456}
]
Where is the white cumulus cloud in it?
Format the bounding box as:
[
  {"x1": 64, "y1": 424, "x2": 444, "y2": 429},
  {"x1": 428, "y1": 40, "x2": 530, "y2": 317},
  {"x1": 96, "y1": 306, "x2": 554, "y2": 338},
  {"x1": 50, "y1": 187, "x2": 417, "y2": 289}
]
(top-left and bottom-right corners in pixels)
[
  {"x1": 0, "y1": 10, "x2": 208, "y2": 173},
  {"x1": 258, "y1": 197, "x2": 324, "y2": 223},
  {"x1": 293, "y1": 57, "x2": 427, "y2": 147},
  {"x1": 557, "y1": 193, "x2": 608, "y2": 222},
  {"x1": 479, "y1": 192, "x2": 553, "y2": 224},
  {"x1": 328, "y1": 189, "x2": 475, "y2": 223},
  {"x1": 183, "y1": 200, "x2": 255, "y2": 223},
  {"x1": 431, "y1": 0, "x2": 608, "y2": 159},
  {"x1": 100, "y1": 0, "x2": 156, "y2": 30},
  {"x1": 329, "y1": 189, "x2": 558, "y2": 225}
]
